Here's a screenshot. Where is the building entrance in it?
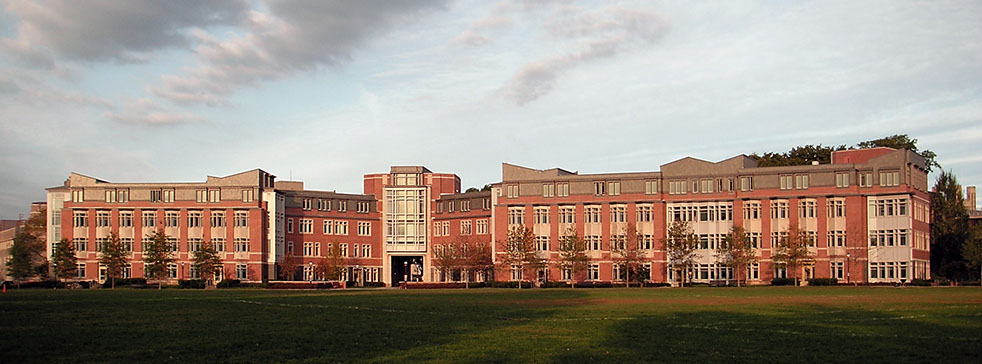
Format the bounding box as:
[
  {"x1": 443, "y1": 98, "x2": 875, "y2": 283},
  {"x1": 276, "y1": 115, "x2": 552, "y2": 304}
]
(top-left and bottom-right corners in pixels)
[{"x1": 391, "y1": 256, "x2": 424, "y2": 286}]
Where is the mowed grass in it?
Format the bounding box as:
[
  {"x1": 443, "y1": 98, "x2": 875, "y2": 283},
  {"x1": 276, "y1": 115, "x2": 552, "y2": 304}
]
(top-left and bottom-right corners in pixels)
[{"x1": 1, "y1": 287, "x2": 981, "y2": 363}]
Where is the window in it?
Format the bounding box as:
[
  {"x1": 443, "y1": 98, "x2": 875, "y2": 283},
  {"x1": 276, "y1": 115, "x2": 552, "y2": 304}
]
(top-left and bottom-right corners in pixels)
[
  {"x1": 836, "y1": 173, "x2": 850, "y2": 188},
  {"x1": 449, "y1": 201, "x2": 455, "y2": 212},
  {"x1": 669, "y1": 180, "x2": 687, "y2": 195},
  {"x1": 189, "y1": 237, "x2": 203, "y2": 252},
  {"x1": 507, "y1": 207, "x2": 525, "y2": 225},
  {"x1": 586, "y1": 235, "x2": 601, "y2": 251},
  {"x1": 859, "y1": 172, "x2": 873, "y2": 187},
  {"x1": 828, "y1": 230, "x2": 846, "y2": 247},
  {"x1": 584, "y1": 206, "x2": 601, "y2": 224},
  {"x1": 870, "y1": 198, "x2": 909, "y2": 217},
  {"x1": 780, "y1": 175, "x2": 793, "y2": 190},
  {"x1": 358, "y1": 222, "x2": 372, "y2": 236},
  {"x1": 73, "y1": 237, "x2": 88, "y2": 252},
  {"x1": 533, "y1": 207, "x2": 549, "y2": 224},
  {"x1": 510, "y1": 264, "x2": 523, "y2": 281},
  {"x1": 645, "y1": 180, "x2": 659, "y2": 195},
  {"x1": 335, "y1": 221, "x2": 348, "y2": 235},
  {"x1": 287, "y1": 241, "x2": 294, "y2": 255},
  {"x1": 318, "y1": 199, "x2": 328, "y2": 211},
  {"x1": 212, "y1": 237, "x2": 225, "y2": 252},
  {"x1": 234, "y1": 211, "x2": 248, "y2": 227},
  {"x1": 542, "y1": 184, "x2": 555, "y2": 197},
  {"x1": 640, "y1": 235, "x2": 653, "y2": 250},
  {"x1": 743, "y1": 201, "x2": 761, "y2": 220},
  {"x1": 119, "y1": 211, "x2": 133, "y2": 228},
  {"x1": 323, "y1": 220, "x2": 333, "y2": 234},
  {"x1": 340, "y1": 243, "x2": 349, "y2": 257},
  {"x1": 879, "y1": 171, "x2": 900, "y2": 187},
  {"x1": 303, "y1": 199, "x2": 312, "y2": 210},
  {"x1": 72, "y1": 189, "x2": 84, "y2": 202},
  {"x1": 187, "y1": 211, "x2": 202, "y2": 228},
  {"x1": 795, "y1": 174, "x2": 809, "y2": 189},
  {"x1": 300, "y1": 219, "x2": 313, "y2": 234},
  {"x1": 165, "y1": 211, "x2": 179, "y2": 228},
  {"x1": 287, "y1": 218, "x2": 294, "y2": 233},
  {"x1": 770, "y1": 200, "x2": 789, "y2": 219},
  {"x1": 828, "y1": 199, "x2": 846, "y2": 218},
  {"x1": 740, "y1": 176, "x2": 753, "y2": 191},
  {"x1": 163, "y1": 190, "x2": 175, "y2": 203},
  {"x1": 535, "y1": 236, "x2": 549, "y2": 251},
  {"x1": 234, "y1": 238, "x2": 249, "y2": 252},
  {"x1": 610, "y1": 205, "x2": 626, "y2": 223},
  {"x1": 507, "y1": 185, "x2": 519, "y2": 198},
  {"x1": 747, "y1": 263, "x2": 760, "y2": 280},
  {"x1": 798, "y1": 200, "x2": 816, "y2": 219},
  {"x1": 142, "y1": 211, "x2": 155, "y2": 228},
  {"x1": 96, "y1": 211, "x2": 110, "y2": 227},
  {"x1": 150, "y1": 190, "x2": 162, "y2": 203},
  {"x1": 76, "y1": 263, "x2": 86, "y2": 278},
  {"x1": 338, "y1": 201, "x2": 347, "y2": 212},
  {"x1": 303, "y1": 242, "x2": 319, "y2": 256},
  {"x1": 394, "y1": 173, "x2": 419, "y2": 186},
  {"x1": 236, "y1": 264, "x2": 248, "y2": 280},
  {"x1": 559, "y1": 206, "x2": 575, "y2": 224},
  {"x1": 476, "y1": 219, "x2": 488, "y2": 234},
  {"x1": 636, "y1": 205, "x2": 652, "y2": 222},
  {"x1": 105, "y1": 189, "x2": 116, "y2": 203},
  {"x1": 593, "y1": 182, "x2": 605, "y2": 196},
  {"x1": 748, "y1": 232, "x2": 761, "y2": 249},
  {"x1": 700, "y1": 179, "x2": 713, "y2": 194},
  {"x1": 482, "y1": 198, "x2": 491, "y2": 210},
  {"x1": 197, "y1": 190, "x2": 208, "y2": 203},
  {"x1": 460, "y1": 220, "x2": 472, "y2": 235},
  {"x1": 209, "y1": 189, "x2": 220, "y2": 203},
  {"x1": 167, "y1": 237, "x2": 179, "y2": 252},
  {"x1": 557, "y1": 183, "x2": 569, "y2": 197},
  {"x1": 561, "y1": 267, "x2": 573, "y2": 281},
  {"x1": 869, "y1": 229, "x2": 909, "y2": 247},
  {"x1": 607, "y1": 181, "x2": 620, "y2": 196},
  {"x1": 358, "y1": 201, "x2": 370, "y2": 213},
  {"x1": 210, "y1": 212, "x2": 226, "y2": 227},
  {"x1": 587, "y1": 264, "x2": 600, "y2": 281},
  {"x1": 166, "y1": 263, "x2": 177, "y2": 279},
  {"x1": 242, "y1": 189, "x2": 254, "y2": 202}
]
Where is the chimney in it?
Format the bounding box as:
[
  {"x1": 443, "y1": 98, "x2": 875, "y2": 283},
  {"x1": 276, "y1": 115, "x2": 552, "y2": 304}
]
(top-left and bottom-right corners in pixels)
[{"x1": 966, "y1": 186, "x2": 977, "y2": 211}]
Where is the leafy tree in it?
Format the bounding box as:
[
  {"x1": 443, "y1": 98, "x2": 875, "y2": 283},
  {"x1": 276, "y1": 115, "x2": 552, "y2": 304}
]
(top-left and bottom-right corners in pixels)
[
  {"x1": 6, "y1": 208, "x2": 49, "y2": 282},
  {"x1": 99, "y1": 232, "x2": 128, "y2": 289},
  {"x1": 856, "y1": 134, "x2": 938, "y2": 171},
  {"x1": 143, "y1": 230, "x2": 175, "y2": 289},
  {"x1": 434, "y1": 237, "x2": 467, "y2": 284},
  {"x1": 192, "y1": 239, "x2": 223, "y2": 284},
  {"x1": 52, "y1": 238, "x2": 78, "y2": 281},
  {"x1": 931, "y1": 171, "x2": 970, "y2": 280},
  {"x1": 662, "y1": 220, "x2": 699, "y2": 287},
  {"x1": 613, "y1": 223, "x2": 648, "y2": 287},
  {"x1": 464, "y1": 187, "x2": 479, "y2": 193},
  {"x1": 716, "y1": 226, "x2": 759, "y2": 287},
  {"x1": 502, "y1": 225, "x2": 538, "y2": 289},
  {"x1": 772, "y1": 225, "x2": 815, "y2": 287},
  {"x1": 465, "y1": 241, "x2": 494, "y2": 285},
  {"x1": 557, "y1": 228, "x2": 589, "y2": 287},
  {"x1": 481, "y1": 184, "x2": 492, "y2": 192},
  {"x1": 278, "y1": 254, "x2": 301, "y2": 280},
  {"x1": 320, "y1": 245, "x2": 348, "y2": 281},
  {"x1": 750, "y1": 144, "x2": 846, "y2": 167},
  {"x1": 962, "y1": 226, "x2": 982, "y2": 286}
]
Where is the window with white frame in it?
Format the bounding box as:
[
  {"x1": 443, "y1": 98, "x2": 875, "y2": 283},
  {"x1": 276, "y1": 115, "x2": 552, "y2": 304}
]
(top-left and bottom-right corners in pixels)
[
  {"x1": 870, "y1": 198, "x2": 908, "y2": 217},
  {"x1": 105, "y1": 189, "x2": 117, "y2": 203},
  {"x1": 770, "y1": 200, "x2": 789, "y2": 219},
  {"x1": 300, "y1": 219, "x2": 313, "y2": 234},
  {"x1": 460, "y1": 220, "x2": 472, "y2": 235},
  {"x1": 559, "y1": 206, "x2": 575, "y2": 224},
  {"x1": 748, "y1": 232, "x2": 761, "y2": 249},
  {"x1": 234, "y1": 238, "x2": 249, "y2": 252},
  {"x1": 335, "y1": 221, "x2": 348, "y2": 235},
  {"x1": 210, "y1": 211, "x2": 225, "y2": 227},
  {"x1": 869, "y1": 229, "x2": 909, "y2": 247},
  {"x1": 700, "y1": 179, "x2": 713, "y2": 194},
  {"x1": 798, "y1": 200, "x2": 816, "y2": 219},
  {"x1": 236, "y1": 264, "x2": 248, "y2": 280},
  {"x1": 533, "y1": 207, "x2": 549, "y2": 224},
  {"x1": 141, "y1": 211, "x2": 155, "y2": 228},
  {"x1": 607, "y1": 181, "x2": 620, "y2": 196},
  {"x1": 303, "y1": 199, "x2": 312, "y2": 210},
  {"x1": 242, "y1": 189, "x2": 254, "y2": 202},
  {"x1": 76, "y1": 263, "x2": 86, "y2": 278},
  {"x1": 72, "y1": 189, "x2": 84, "y2": 202},
  {"x1": 779, "y1": 175, "x2": 793, "y2": 190},
  {"x1": 234, "y1": 211, "x2": 248, "y2": 227},
  {"x1": 358, "y1": 221, "x2": 372, "y2": 236},
  {"x1": 831, "y1": 261, "x2": 844, "y2": 280},
  {"x1": 362, "y1": 244, "x2": 371, "y2": 258},
  {"x1": 74, "y1": 237, "x2": 88, "y2": 252},
  {"x1": 827, "y1": 198, "x2": 846, "y2": 218},
  {"x1": 189, "y1": 237, "x2": 203, "y2": 252},
  {"x1": 879, "y1": 171, "x2": 900, "y2": 187},
  {"x1": 119, "y1": 211, "x2": 133, "y2": 228},
  {"x1": 358, "y1": 201, "x2": 370, "y2": 213},
  {"x1": 166, "y1": 237, "x2": 179, "y2": 252},
  {"x1": 323, "y1": 220, "x2": 333, "y2": 234},
  {"x1": 610, "y1": 205, "x2": 626, "y2": 223},
  {"x1": 828, "y1": 230, "x2": 846, "y2": 247},
  {"x1": 212, "y1": 237, "x2": 225, "y2": 252},
  {"x1": 163, "y1": 190, "x2": 175, "y2": 203},
  {"x1": 859, "y1": 171, "x2": 873, "y2": 187},
  {"x1": 165, "y1": 211, "x2": 179, "y2": 227},
  {"x1": 747, "y1": 263, "x2": 760, "y2": 280},
  {"x1": 506, "y1": 185, "x2": 519, "y2": 198},
  {"x1": 594, "y1": 182, "x2": 606, "y2": 196},
  {"x1": 795, "y1": 174, "x2": 809, "y2": 189},
  {"x1": 476, "y1": 219, "x2": 488, "y2": 235},
  {"x1": 338, "y1": 201, "x2": 347, "y2": 212},
  {"x1": 743, "y1": 201, "x2": 761, "y2": 220},
  {"x1": 636, "y1": 204, "x2": 652, "y2": 222},
  {"x1": 96, "y1": 211, "x2": 110, "y2": 227},
  {"x1": 197, "y1": 190, "x2": 208, "y2": 202},
  {"x1": 586, "y1": 235, "x2": 601, "y2": 251},
  {"x1": 587, "y1": 264, "x2": 600, "y2": 280},
  {"x1": 208, "y1": 189, "x2": 220, "y2": 203},
  {"x1": 835, "y1": 172, "x2": 850, "y2": 188},
  {"x1": 669, "y1": 180, "x2": 686, "y2": 195},
  {"x1": 557, "y1": 183, "x2": 569, "y2": 197},
  {"x1": 535, "y1": 236, "x2": 549, "y2": 251},
  {"x1": 584, "y1": 205, "x2": 601, "y2": 224},
  {"x1": 507, "y1": 207, "x2": 525, "y2": 225},
  {"x1": 188, "y1": 211, "x2": 202, "y2": 228},
  {"x1": 340, "y1": 243, "x2": 349, "y2": 257},
  {"x1": 640, "y1": 234, "x2": 653, "y2": 250},
  {"x1": 287, "y1": 218, "x2": 294, "y2": 233},
  {"x1": 645, "y1": 180, "x2": 659, "y2": 195},
  {"x1": 542, "y1": 184, "x2": 555, "y2": 198},
  {"x1": 740, "y1": 176, "x2": 753, "y2": 191}
]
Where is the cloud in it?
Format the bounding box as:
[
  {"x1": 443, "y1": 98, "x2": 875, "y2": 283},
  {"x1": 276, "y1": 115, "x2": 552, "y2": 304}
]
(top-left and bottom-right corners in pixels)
[
  {"x1": 503, "y1": 6, "x2": 669, "y2": 105},
  {"x1": 0, "y1": 0, "x2": 248, "y2": 64},
  {"x1": 0, "y1": 76, "x2": 21, "y2": 94},
  {"x1": 152, "y1": 0, "x2": 448, "y2": 106},
  {"x1": 104, "y1": 98, "x2": 203, "y2": 125}
]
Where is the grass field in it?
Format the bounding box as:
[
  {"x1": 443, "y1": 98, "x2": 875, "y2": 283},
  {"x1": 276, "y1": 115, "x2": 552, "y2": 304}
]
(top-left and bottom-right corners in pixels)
[{"x1": 2, "y1": 287, "x2": 981, "y2": 363}]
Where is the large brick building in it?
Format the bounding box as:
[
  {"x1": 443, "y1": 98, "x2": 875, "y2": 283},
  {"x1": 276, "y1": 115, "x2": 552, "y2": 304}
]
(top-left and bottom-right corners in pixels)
[{"x1": 44, "y1": 147, "x2": 931, "y2": 286}]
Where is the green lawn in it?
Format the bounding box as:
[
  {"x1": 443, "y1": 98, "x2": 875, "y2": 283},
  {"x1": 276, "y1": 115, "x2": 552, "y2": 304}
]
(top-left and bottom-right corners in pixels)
[{"x1": 2, "y1": 287, "x2": 981, "y2": 363}]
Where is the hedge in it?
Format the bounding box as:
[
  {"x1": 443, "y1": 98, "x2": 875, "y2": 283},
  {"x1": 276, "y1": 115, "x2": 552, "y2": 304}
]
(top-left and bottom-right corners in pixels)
[
  {"x1": 771, "y1": 278, "x2": 796, "y2": 286},
  {"x1": 808, "y1": 278, "x2": 838, "y2": 286}
]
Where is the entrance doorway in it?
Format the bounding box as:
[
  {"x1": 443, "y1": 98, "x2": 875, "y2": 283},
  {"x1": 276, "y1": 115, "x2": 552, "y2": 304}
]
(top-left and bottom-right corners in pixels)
[{"x1": 391, "y1": 256, "x2": 423, "y2": 286}]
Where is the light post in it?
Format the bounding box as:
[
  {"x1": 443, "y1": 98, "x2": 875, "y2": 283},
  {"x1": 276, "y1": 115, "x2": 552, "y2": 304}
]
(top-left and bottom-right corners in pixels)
[
  {"x1": 846, "y1": 252, "x2": 851, "y2": 285},
  {"x1": 308, "y1": 262, "x2": 313, "y2": 284},
  {"x1": 181, "y1": 262, "x2": 185, "y2": 281},
  {"x1": 355, "y1": 264, "x2": 360, "y2": 287},
  {"x1": 403, "y1": 261, "x2": 408, "y2": 283}
]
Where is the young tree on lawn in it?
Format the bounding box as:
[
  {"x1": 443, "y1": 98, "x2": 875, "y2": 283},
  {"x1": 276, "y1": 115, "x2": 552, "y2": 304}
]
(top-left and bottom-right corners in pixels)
[
  {"x1": 52, "y1": 238, "x2": 78, "y2": 282},
  {"x1": 962, "y1": 226, "x2": 982, "y2": 287},
  {"x1": 99, "y1": 232, "x2": 129, "y2": 289},
  {"x1": 662, "y1": 220, "x2": 699, "y2": 287},
  {"x1": 323, "y1": 245, "x2": 348, "y2": 281},
  {"x1": 143, "y1": 230, "x2": 175, "y2": 289},
  {"x1": 502, "y1": 225, "x2": 537, "y2": 289},
  {"x1": 192, "y1": 239, "x2": 223, "y2": 284},
  {"x1": 278, "y1": 254, "x2": 301, "y2": 281},
  {"x1": 557, "y1": 228, "x2": 589, "y2": 287},
  {"x1": 772, "y1": 225, "x2": 815, "y2": 286},
  {"x1": 465, "y1": 241, "x2": 494, "y2": 286},
  {"x1": 717, "y1": 226, "x2": 759, "y2": 287},
  {"x1": 433, "y1": 238, "x2": 465, "y2": 283},
  {"x1": 613, "y1": 223, "x2": 648, "y2": 287},
  {"x1": 931, "y1": 171, "x2": 970, "y2": 280}
]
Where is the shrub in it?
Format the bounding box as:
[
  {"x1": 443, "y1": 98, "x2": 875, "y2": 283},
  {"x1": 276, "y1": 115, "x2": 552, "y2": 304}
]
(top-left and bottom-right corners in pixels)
[
  {"x1": 808, "y1": 278, "x2": 838, "y2": 286},
  {"x1": 573, "y1": 281, "x2": 613, "y2": 288},
  {"x1": 910, "y1": 279, "x2": 932, "y2": 286},
  {"x1": 646, "y1": 282, "x2": 671, "y2": 287},
  {"x1": 405, "y1": 282, "x2": 466, "y2": 289},
  {"x1": 178, "y1": 279, "x2": 206, "y2": 289},
  {"x1": 217, "y1": 279, "x2": 242, "y2": 288},
  {"x1": 488, "y1": 281, "x2": 520, "y2": 288},
  {"x1": 361, "y1": 282, "x2": 386, "y2": 288},
  {"x1": 771, "y1": 278, "x2": 796, "y2": 286},
  {"x1": 540, "y1": 281, "x2": 571, "y2": 288}
]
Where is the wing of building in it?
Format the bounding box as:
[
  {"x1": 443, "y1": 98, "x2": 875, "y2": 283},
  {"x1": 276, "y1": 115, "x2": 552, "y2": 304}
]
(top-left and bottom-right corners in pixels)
[{"x1": 44, "y1": 147, "x2": 931, "y2": 286}]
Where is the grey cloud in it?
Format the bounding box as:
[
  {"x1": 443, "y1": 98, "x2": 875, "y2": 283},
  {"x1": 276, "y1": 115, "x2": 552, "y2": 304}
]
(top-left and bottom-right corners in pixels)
[
  {"x1": 504, "y1": 6, "x2": 669, "y2": 105},
  {"x1": 0, "y1": 76, "x2": 21, "y2": 94},
  {"x1": 153, "y1": 0, "x2": 448, "y2": 106},
  {"x1": 1, "y1": 0, "x2": 248, "y2": 63},
  {"x1": 104, "y1": 98, "x2": 202, "y2": 125}
]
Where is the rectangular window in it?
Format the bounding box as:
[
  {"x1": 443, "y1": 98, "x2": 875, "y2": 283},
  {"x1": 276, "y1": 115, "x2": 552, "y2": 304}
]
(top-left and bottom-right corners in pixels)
[
  {"x1": 507, "y1": 207, "x2": 525, "y2": 225},
  {"x1": 166, "y1": 237, "x2": 179, "y2": 252},
  {"x1": 836, "y1": 172, "x2": 850, "y2": 188},
  {"x1": 828, "y1": 230, "x2": 846, "y2": 247},
  {"x1": 163, "y1": 190, "x2": 175, "y2": 203},
  {"x1": 610, "y1": 205, "x2": 627, "y2": 223},
  {"x1": 236, "y1": 264, "x2": 248, "y2": 280},
  {"x1": 533, "y1": 207, "x2": 549, "y2": 224},
  {"x1": 669, "y1": 180, "x2": 687, "y2": 195},
  {"x1": 210, "y1": 211, "x2": 226, "y2": 227},
  {"x1": 303, "y1": 199, "x2": 312, "y2": 210},
  {"x1": 234, "y1": 238, "x2": 249, "y2": 252},
  {"x1": 358, "y1": 222, "x2": 372, "y2": 236},
  {"x1": 700, "y1": 179, "x2": 713, "y2": 194},
  {"x1": 242, "y1": 189, "x2": 254, "y2": 202},
  {"x1": 165, "y1": 211, "x2": 179, "y2": 228},
  {"x1": 743, "y1": 201, "x2": 761, "y2": 220},
  {"x1": 336, "y1": 221, "x2": 348, "y2": 235},
  {"x1": 542, "y1": 184, "x2": 555, "y2": 198},
  {"x1": 287, "y1": 218, "x2": 294, "y2": 233},
  {"x1": 142, "y1": 211, "x2": 155, "y2": 228},
  {"x1": 188, "y1": 237, "x2": 203, "y2": 252},
  {"x1": 96, "y1": 211, "x2": 110, "y2": 227},
  {"x1": 168, "y1": 263, "x2": 178, "y2": 279},
  {"x1": 535, "y1": 236, "x2": 549, "y2": 251},
  {"x1": 636, "y1": 205, "x2": 653, "y2": 222},
  {"x1": 362, "y1": 244, "x2": 371, "y2": 258},
  {"x1": 584, "y1": 206, "x2": 601, "y2": 224},
  {"x1": 860, "y1": 172, "x2": 873, "y2": 187},
  {"x1": 460, "y1": 220, "x2": 473, "y2": 235},
  {"x1": 645, "y1": 180, "x2": 659, "y2": 194},
  {"x1": 795, "y1": 174, "x2": 809, "y2": 189},
  {"x1": 358, "y1": 201, "x2": 370, "y2": 213},
  {"x1": 770, "y1": 200, "x2": 789, "y2": 219},
  {"x1": 588, "y1": 264, "x2": 600, "y2": 281},
  {"x1": 105, "y1": 189, "x2": 116, "y2": 203},
  {"x1": 879, "y1": 171, "x2": 900, "y2": 187},
  {"x1": 586, "y1": 235, "x2": 601, "y2": 251},
  {"x1": 187, "y1": 211, "x2": 202, "y2": 228},
  {"x1": 594, "y1": 182, "x2": 606, "y2": 196},
  {"x1": 323, "y1": 220, "x2": 333, "y2": 235},
  {"x1": 780, "y1": 175, "x2": 793, "y2": 190},
  {"x1": 559, "y1": 206, "x2": 575, "y2": 224},
  {"x1": 234, "y1": 211, "x2": 248, "y2": 227},
  {"x1": 212, "y1": 237, "x2": 225, "y2": 252},
  {"x1": 338, "y1": 201, "x2": 347, "y2": 212},
  {"x1": 72, "y1": 189, "x2": 84, "y2": 202},
  {"x1": 507, "y1": 185, "x2": 519, "y2": 198},
  {"x1": 608, "y1": 181, "x2": 620, "y2": 196},
  {"x1": 197, "y1": 190, "x2": 208, "y2": 203},
  {"x1": 73, "y1": 237, "x2": 88, "y2": 252},
  {"x1": 300, "y1": 219, "x2": 313, "y2": 234},
  {"x1": 798, "y1": 200, "x2": 816, "y2": 219},
  {"x1": 827, "y1": 199, "x2": 846, "y2": 218},
  {"x1": 119, "y1": 211, "x2": 133, "y2": 228},
  {"x1": 482, "y1": 198, "x2": 491, "y2": 210},
  {"x1": 208, "y1": 189, "x2": 220, "y2": 203},
  {"x1": 740, "y1": 176, "x2": 753, "y2": 191},
  {"x1": 476, "y1": 219, "x2": 488, "y2": 234},
  {"x1": 340, "y1": 243, "x2": 349, "y2": 257},
  {"x1": 557, "y1": 183, "x2": 569, "y2": 197}
]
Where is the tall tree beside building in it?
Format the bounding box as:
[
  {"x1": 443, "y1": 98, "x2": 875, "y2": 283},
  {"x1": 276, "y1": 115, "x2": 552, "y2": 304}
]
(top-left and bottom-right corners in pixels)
[
  {"x1": 192, "y1": 239, "x2": 223, "y2": 284},
  {"x1": 6, "y1": 208, "x2": 49, "y2": 282},
  {"x1": 557, "y1": 228, "x2": 589, "y2": 287},
  {"x1": 662, "y1": 220, "x2": 699, "y2": 287},
  {"x1": 278, "y1": 254, "x2": 301, "y2": 280},
  {"x1": 465, "y1": 241, "x2": 494, "y2": 284},
  {"x1": 99, "y1": 232, "x2": 128, "y2": 289},
  {"x1": 434, "y1": 237, "x2": 467, "y2": 284},
  {"x1": 322, "y1": 246, "x2": 348, "y2": 281},
  {"x1": 931, "y1": 171, "x2": 970, "y2": 280},
  {"x1": 772, "y1": 225, "x2": 815, "y2": 286},
  {"x1": 717, "y1": 226, "x2": 759, "y2": 287},
  {"x1": 502, "y1": 225, "x2": 537, "y2": 289},
  {"x1": 613, "y1": 223, "x2": 648, "y2": 287},
  {"x1": 51, "y1": 238, "x2": 77, "y2": 281},
  {"x1": 963, "y1": 226, "x2": 982, "y2": 286},
  {"x1": 143, "y1": 230, "x2": 175, "y2": 289}
]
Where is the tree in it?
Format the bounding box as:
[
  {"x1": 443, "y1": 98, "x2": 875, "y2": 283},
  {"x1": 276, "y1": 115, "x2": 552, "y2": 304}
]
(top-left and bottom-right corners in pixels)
[
  {"x1": 434, "y1": 237, "x2": 467, "y2": 284},
  {"x1": 931, "y1": 171, "x2": 971, "y2": 280},
  {"x1": 278, "y1": 254, "x2": 301, "y2": 280},
  {"x1": 772, "y1": 225, "x2": 815, "y2": 286},
  {"x1": 52, "y1": 238, "x2": 78, "y2": 282},
  {"x1": 557, "y1": 228, "x2": 589, "y2": 287},
  {"x1": 321, "y1": 245, "x2": 348, "y2": 281},
  {"x1": 501, "y1": 225, "x2": 537, "y2": 289},
  {"x1": 481, "y1": 184, "x2": 492, "y2": 192},
  {"x1": 662, "y1": 220, "x2": 699, "y2": 287},
  {"x1": 192, "y1": 239, "x2": 223, "y2": 284},
  {"x1": 6, "y1": 208, "x2": 49, "y2": 283},
  {"x1": 857, "y1": 134, "x2": 938, "y2": 171},
  {"x1": 465, "y1": 241, "x2": 494, "y2": 285},
  {"x1": 613, "y1": 223, "x2": 648, "y2": 287},
  {"x1": 99, "y1": 232, "x2": 128, "y2": 289},
  {"x1": 716, "y1": 226, "x2": 759, "y2": 287},
  {"x1": 142, "y1": 230, "x2": 175, "y2": 289},
  {"x1": 963, "y1": 226, "x2": 982, "y2": 286}
]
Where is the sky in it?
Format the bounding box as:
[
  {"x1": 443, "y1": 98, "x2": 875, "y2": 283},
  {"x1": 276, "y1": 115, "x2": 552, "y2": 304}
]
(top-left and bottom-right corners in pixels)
[{"x1": 1, "y1": 0, "x2": 981, "y2": 218}]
